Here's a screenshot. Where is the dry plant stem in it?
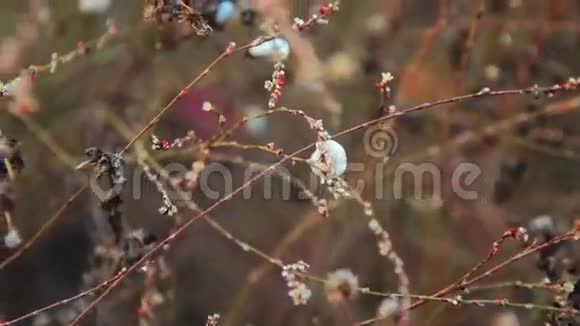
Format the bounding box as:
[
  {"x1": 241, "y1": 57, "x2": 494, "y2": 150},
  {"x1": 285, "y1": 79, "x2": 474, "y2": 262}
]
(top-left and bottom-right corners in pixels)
[
  {"x1": 456, "y1": 0, "x2": 485, "y2": 78},
  {"x1": 69, "y1": 82, "x2": 580, "y2": 325},
  {"x1": 215, "y1": 107, "x2": 305, "y2": 141},
  {"x1": 508, "y1": 135, "x2": 580, "y2": 161},
  {"x1": 0, "y1": 113, "x2": 93, "y2": 270},
  {"x1": 119, "y1": 38, "x2": 273, "y2": 155},
  {"x1": 294, "y1": 275, "x2": 580, "y2": 320},
  {"x1": 447, "y1": 0, "x2": 485, "y2": 137},
  {"x1": 224, "y1": 207, "x2": 334, "y2": 325},
  {"x1": 465, "y1": 280, "x2": 566, "y2": 294},
  {"x1": 6, "y1": 251, "x2": 578, "y2": 326},
  {"x1": 140, "y1": 155, "x2": 284, "y2": 268},
  {"x1": 0, "y1": 270, "x2": 125, "y2": 326},
  {"x1": 334, "y1": 83, "x2": 577, "y2": 139},
  {"x1": 356, "y1": 295, "x2": 578, "y2": 326},
  {"x1": 13, "y1": 114, "x2": 78, "y2": 169},
  {"x1": 3, "y1": 159, "x2": 16, "y2": 182},
  {"x1": 354, "y1": 288, "x2": 579, "y2": 314},
  {"x1": 385, "y1": 93, "x2": 580, "y2": 175},
  {"x1": 408, "y1": 231, "x2": 575, "y2": 310},
  {"x1": 4, "y1": 22, "x2": 142, "y2": 87},
  {"x1": 456, "y1": 231, "x2": 518, "y2": 285},
  {"x1": 0, "y1": 185, "x2": 86, "y2": 270},
  {"x1": 210, "y1": 141, "x2": 307, "y2": 163},
  {"x1": 357, "y1": 231, "x2": 577, "y2": 325},
  {"x1": 399, "y1": 0, "x2": 449, "y2": 88}
]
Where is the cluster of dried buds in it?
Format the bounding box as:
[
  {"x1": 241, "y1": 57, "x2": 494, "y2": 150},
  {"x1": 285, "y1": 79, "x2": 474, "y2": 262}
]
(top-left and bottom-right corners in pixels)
[
  {"x1": 292, "y1": 1, "x2": 340, "y2": 31},
  {"x1": 503, "y1": 226, "x2": 530, "y2": 243},
  {"x1": 281, "y1": 261, "x2": 312, "y2": 305},
  {"x1": 151, "y1": 135, "x2": 171, "y2": 151},
  {"x1": 264, "y1": 62, "x2": 286, "y2": 108},
  {"x1": 151, "y1": 131, "x2": 196, "y2": 151},
  {"x1": 202, "y1": 101, "x2": 227, "y2": 127},
  {"x1": 0, "y1": 73, "x2": 38, "y2": 116},
  {"x1": 141, "y1": 161, "x2": 178, "y2": 217},
  {"x1": 0, "y1": 82, "x2": 8, "y2": 97},
  {"x1": 376, "y1": 72, "x2": 394, "y2": 98},
  {"x1": 205, "y1": 313, "x2": 220, "y2": 326},
  {"x1": 158, "y1": 194, "x2": 177, "y2": 216},
  {"x1": 368, "y1": 219, "x2": 393, "y2": 256}
]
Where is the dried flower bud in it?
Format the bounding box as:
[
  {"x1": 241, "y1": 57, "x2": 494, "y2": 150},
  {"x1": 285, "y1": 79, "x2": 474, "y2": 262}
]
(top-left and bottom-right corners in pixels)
[
  {"x1": 281, "y1": 261, "x2": 312, "y2": 305},
  {"x1": 288, "y1": 283, "x2": 312, "y2": 305},
  {"x1": 159, "y1": 195, "x2": 177, "y2": 216},
  {"x1": 202, "y1": 101, "x2": 215, "y2": 112},
  {"x1": 4, "y1": 228, "x2": 22, "y2": 248},
  {"x1": 206, "y1": 313, "x2": 220, "y2": 326}
]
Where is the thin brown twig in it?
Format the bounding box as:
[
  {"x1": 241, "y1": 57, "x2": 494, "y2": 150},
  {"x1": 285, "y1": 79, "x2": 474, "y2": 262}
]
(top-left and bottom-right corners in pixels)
[
  {"x1": 408, "y1": 231, "x2": 575, "y2": 310},
  {"x1": 0, "y1": 185, "x2": 87, "y2": 270},
  {"x1": 0, "y1": 269, "x2": 125, "y2": 325},
  {"x1": 357, "y1": 229, "x2": 578, "y2": 325},
  {"x1": 465, "y1": 280, "x2": 567, "y2": 294},
  {"x1": 119, "y1": 37, "x2": 273, "y2": 155}
]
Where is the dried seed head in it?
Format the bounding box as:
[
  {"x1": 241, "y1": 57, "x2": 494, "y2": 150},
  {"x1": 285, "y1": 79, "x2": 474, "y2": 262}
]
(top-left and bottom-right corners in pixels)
[
  {"x1": 377, "y1": 298, "x2": 400, "y2": 319},
  {"x1": 325, "y1": 269, "x2": 359, "y2": 304},
  {"x1": 205, "y1": 313, "x2": 220, "y2": 326}
]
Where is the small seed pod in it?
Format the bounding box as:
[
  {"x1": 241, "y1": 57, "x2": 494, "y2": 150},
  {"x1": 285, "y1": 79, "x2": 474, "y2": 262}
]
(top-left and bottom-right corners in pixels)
[
  {"x1": 215, "y1": 0, "x2": 238, "y2": 25},
  {"x1": 248, "y1": 37, "x2": 290, "y2": 60},
  {"x1": 309, "y1": 140, "x2": 347, "y2": 177}
]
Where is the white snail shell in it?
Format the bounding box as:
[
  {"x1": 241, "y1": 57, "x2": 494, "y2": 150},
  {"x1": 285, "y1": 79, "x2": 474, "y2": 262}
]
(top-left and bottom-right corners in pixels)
[
  {"x1": 248, "y1": 37, "x2": 290, "y2": 60},
  {"x1": 215, "y1": 1, "x2": 238, "y2": 24},
  {"x1": 309, "y1": 140, "x2": 347, "y2": 177},
  {"x1": 78, "y1": 0, "x2": 111, "y2": 13}
]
